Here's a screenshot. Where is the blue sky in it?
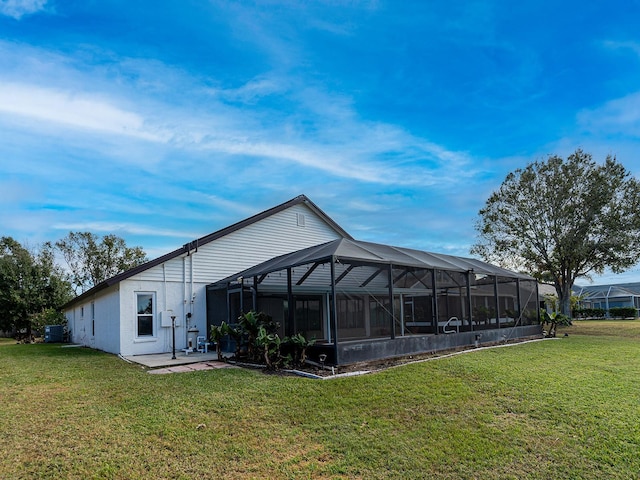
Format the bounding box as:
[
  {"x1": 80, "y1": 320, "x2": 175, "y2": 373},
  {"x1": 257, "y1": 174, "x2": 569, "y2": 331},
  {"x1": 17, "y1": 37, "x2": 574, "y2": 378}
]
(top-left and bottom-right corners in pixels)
[{"x1": 2, "y1": 0, "x2": 640, "y2": 285}]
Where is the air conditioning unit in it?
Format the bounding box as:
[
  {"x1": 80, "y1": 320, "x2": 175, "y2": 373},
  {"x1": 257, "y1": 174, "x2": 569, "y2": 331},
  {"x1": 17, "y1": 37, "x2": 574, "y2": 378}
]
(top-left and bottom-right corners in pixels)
[{"x1": 44, "y1": 325, "x2": 64, "y2": 343}]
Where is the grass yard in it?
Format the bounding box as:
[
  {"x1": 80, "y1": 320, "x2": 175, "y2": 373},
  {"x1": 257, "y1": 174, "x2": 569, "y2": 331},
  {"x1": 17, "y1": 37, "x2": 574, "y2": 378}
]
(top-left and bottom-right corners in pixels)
[{"x1": 1, "y1": 321, "x2": 639, "y2": 479}]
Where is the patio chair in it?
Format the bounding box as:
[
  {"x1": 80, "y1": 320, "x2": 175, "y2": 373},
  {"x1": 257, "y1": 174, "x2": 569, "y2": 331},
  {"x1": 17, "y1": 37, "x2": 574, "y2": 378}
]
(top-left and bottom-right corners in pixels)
[{"x1": 196, "y1": 336, "x2": 211, "y2": 353}]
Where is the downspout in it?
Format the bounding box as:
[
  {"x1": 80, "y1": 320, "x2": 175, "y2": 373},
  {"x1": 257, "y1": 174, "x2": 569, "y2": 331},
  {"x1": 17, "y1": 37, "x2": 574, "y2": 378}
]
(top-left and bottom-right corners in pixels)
[
  {"x1": 162, "y1": 263, "x2": 167, "y2": 311},
  {"x1": 190, "y1": 252, "x2": 194, "y2": 318},
  {"x1": 182, "y1": 256, "x2": 187, "y2": 327},
  {"x1": 163, "y1": 263, "x2": 168, "y2": 351}
]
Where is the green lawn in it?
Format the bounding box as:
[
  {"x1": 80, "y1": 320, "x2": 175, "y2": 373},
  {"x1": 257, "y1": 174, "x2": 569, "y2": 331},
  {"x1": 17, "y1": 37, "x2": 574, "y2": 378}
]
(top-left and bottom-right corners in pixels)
[{"x1": 1, "y1": 322, "x2": 639, "y2": 479}]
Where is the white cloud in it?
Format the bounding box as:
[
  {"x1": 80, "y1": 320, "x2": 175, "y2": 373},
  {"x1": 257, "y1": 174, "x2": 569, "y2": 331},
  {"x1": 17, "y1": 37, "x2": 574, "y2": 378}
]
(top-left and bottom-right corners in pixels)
[
  {"x1": 0, "y1": 42, "x2": 475, "y2": 188},
  {"x1": 602, "y1": 40, "x2": 640, "y2": 59},
  {"x1": 212, "y1": 76, "x2": 288, "y2": 103},
  {"x1": 0, "y1": 0, "x2": 47, "y2": 19},
  {"x1": 52, "y1": 221, "x2": 202, "y2": 239},
  {"x1": 0, "y1": 82, "x2": 169, "y2": 142},
  {"x1": 577, "y1": 91, "x2": 640, "y2": 138},
  {"x1": 198, "y1": 194, "x2": 261, "y2": 217}
]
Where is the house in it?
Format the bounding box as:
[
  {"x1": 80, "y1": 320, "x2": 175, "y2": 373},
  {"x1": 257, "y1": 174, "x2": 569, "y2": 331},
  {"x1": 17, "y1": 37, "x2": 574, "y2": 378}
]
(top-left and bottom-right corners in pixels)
[
  {"x1": 575, "y1": 283, "x2": 640, "y2": 316},
  {"x1": 62, "y1": 195, "x2": 350, "y2": 356},
  {"x1": 63, "y1": 194, "x2": 541, "y2": 363}
]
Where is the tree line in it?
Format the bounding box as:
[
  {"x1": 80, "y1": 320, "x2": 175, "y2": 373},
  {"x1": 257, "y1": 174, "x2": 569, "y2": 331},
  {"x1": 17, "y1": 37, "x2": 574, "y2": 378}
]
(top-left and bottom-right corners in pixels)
[
  {"x1": 3, "y1": 149, "x2": 639, "y2": 339},
  {"x1": 0, "y1": 233, "x2": 147, "y2": 340}
]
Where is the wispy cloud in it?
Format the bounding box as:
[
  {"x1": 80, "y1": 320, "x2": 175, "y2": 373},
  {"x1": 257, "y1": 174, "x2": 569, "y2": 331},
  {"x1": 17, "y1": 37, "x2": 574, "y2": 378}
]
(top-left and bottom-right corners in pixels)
[
  {"x1": 577, "y1": 91, "x2": 640, "y2": 138},
  {"x1": 0, "y1": 41, "x2": 472, "y2": 187},
  {"x1": 52, "y1": 222, "x2": 201, "y2": 239},
  {"x1": 602, "y1": 40, "x2": 640, "y2": 59},
  {"x1": 0, "y1": 82, "x2": 168, "y2": 142},
  {"x1": 2, "y1": 0, "x2": 640, "y2": 287},
  {"x1": 0, "y1": 0, "x2": 47, "y2": 19}
]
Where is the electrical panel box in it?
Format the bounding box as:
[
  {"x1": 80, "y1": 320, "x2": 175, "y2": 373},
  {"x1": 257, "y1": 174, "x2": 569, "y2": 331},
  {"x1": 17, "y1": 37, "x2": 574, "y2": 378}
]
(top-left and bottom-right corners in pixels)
[{"x1": 160, "y1": 311, "x2": 178, "y2": 328}]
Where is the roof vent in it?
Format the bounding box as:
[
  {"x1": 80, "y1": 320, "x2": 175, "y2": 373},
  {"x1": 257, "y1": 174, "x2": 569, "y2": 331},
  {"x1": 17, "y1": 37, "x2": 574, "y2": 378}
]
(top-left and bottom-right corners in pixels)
[{"x1": 297, "y1": 213, "x2": 306, "y2": 227}]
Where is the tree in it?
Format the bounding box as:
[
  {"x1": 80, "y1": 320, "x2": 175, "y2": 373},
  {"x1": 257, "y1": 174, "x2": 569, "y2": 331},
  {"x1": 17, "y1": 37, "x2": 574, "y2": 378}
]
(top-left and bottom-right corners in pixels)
[
  {"x1": 55, "y1": 232, "x2": 148, "y2": 293},
  {"x1": 0, "y1": 237, "x2": 74, "y2": 339},
  {"x1": 472, "y1": 149, "x2": 640, "y2": 317}
]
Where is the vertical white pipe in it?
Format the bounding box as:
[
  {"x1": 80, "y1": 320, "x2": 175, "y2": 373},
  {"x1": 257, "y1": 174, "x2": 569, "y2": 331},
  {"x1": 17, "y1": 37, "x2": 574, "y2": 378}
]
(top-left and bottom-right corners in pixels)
[
  {"x1": 162, "y1": 263, "x2": 167, "y2": 311},
  {"x1": 183, "y1": 256, "x2": 187, "y2": 326},
  {"x1": 190, "y1": 253, "x2": 194, "y2": 316}
]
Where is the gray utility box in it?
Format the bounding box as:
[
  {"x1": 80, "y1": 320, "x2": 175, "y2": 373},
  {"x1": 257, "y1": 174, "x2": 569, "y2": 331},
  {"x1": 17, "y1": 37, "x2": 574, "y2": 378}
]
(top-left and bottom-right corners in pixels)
[{"x1": 44, "y1": 325, "x2": 64, "y2": 343}]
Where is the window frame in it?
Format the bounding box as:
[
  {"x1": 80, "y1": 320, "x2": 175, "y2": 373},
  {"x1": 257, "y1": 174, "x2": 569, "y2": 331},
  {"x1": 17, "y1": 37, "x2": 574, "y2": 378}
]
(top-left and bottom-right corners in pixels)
[{"x1": 135, "y1": 292, "x2": 156, "y2": 339}]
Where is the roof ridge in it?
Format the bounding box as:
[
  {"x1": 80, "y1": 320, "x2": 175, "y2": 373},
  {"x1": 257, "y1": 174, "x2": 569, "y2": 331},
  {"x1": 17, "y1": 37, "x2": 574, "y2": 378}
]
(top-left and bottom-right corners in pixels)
[{"x1": 63, "y1": 195, "x2": 350, "y2": 307}]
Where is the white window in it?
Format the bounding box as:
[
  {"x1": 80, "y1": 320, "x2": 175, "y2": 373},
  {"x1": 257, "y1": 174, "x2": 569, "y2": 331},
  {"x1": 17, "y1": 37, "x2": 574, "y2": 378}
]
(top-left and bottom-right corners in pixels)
[{"x1": 136, "y1": 293, "x2": 155, "y2": 337}]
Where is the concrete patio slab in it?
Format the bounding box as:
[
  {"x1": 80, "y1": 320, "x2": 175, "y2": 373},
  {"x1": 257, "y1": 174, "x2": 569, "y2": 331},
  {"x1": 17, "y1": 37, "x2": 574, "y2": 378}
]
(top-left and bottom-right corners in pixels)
[
  {"x1": 148, "y1": 361, "x2": 237, "y2": 374},
  {"x1": 122, "y1": 351, "x2": 220, "y2": 368}
]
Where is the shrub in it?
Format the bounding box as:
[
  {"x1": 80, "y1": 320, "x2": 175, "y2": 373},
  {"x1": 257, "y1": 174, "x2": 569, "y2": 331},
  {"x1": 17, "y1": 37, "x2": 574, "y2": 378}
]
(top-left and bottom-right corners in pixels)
[
  {"x1": 572, "y1": 307, "x2": 606, "y2": 319},
  {"x1": 214, "y1": 311, "x2": 315, "y2": 370},
  {"x1": 282, "y1": 333, "x2": 316, "y2": 367},
  {"x1": 608, "y1": 307, "x2": 637, "y2": 319},
  {"x1": 541, "y1": 310, "x2": 571, "y2": 337}
]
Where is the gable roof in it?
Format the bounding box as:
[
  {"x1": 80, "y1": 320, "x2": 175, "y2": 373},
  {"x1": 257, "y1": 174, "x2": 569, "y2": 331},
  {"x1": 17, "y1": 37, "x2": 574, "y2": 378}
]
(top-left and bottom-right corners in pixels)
[{"x1": 63, "y1": 195, "x2": 351, "y2": 308}]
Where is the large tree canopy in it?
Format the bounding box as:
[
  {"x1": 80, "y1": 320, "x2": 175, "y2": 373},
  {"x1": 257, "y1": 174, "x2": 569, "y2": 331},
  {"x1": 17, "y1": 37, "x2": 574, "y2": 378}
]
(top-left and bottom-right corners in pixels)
[
  {"x1": 55, "y1": 232, "x2": 148, "y2": 294},
  {"x1": 0, "y1": 237, "x2": 74, "y2": 337},
  {"x1": 472, "y1": 149, "x2": 640, "y2": 316}
]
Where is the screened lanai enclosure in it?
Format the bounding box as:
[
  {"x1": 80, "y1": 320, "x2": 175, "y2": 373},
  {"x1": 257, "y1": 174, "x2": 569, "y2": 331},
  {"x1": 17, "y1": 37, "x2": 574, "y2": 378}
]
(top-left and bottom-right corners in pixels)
[
  {"x1": 575, "y1": 283, "x2": 640, "y2": 315},
  {"x1": 206, "y1": 238, "x2": 541, "y2": 365}
]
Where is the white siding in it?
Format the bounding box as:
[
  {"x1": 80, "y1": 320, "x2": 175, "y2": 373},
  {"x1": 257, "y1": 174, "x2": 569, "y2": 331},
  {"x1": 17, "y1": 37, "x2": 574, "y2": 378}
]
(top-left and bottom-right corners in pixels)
[
  {"x1": 93, "y1": 287, "x2": 121, "y2": 353},
  {"x1": 135, "y1": 203, "x2": 341, "y2": 283},
  {"x1": 66, "y1": 201, "x2": 346, "y2": 356},
  {"x1": 64, "y1": 285, "x2": 120, "y2": 353},
  {"x1": 212, "y1": 202, "x2": 342, "y2": 279},
  {"x1": 118, "y1": 278, "x2": 204, "y2": 356}
]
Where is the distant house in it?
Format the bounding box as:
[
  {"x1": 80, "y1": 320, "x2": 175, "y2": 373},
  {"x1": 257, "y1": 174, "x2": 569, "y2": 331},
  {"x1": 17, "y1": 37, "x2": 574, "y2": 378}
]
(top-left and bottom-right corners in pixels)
[
  {"x1": 575, "y1": 283, "x2": 640, "y2": 316},
  {"x1": 63, "y1": 195, "x2": 541, "y2": 364}
]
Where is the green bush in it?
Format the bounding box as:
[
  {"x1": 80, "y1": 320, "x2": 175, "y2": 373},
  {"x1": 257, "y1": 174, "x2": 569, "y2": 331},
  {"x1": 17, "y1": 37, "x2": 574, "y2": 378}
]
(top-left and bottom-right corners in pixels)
[
  {"x1": 608, "y1": 307, "x2": 637, "y2": 319},
  {"x1": 540, "y1": 310, "x2": 571, "y2": 337},
  {"x1": 214, "y1": 311, "x2": 315, "y2": 369},
  {"x1": 572, "y1": 307, "x2": 606, "y2": 319}
]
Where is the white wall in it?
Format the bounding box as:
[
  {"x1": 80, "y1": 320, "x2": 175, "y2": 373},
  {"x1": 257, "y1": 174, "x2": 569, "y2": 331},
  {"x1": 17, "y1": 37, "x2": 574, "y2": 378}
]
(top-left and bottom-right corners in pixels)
[
  {"x1": 68, "y1": 202, "x2": 346, "y2": 356},
  {"x1": 65, "y1": 284, "x2": 120, "y2": 353},
  {"x1": 120, "y1": 278, "x2": 206, "y2": 355},
  {"x1": 134, "y1": 203, "x2": 342, "y2": 283},
  {"x1": 93, "y1": 287, "x2": 120, "y2": 353}
]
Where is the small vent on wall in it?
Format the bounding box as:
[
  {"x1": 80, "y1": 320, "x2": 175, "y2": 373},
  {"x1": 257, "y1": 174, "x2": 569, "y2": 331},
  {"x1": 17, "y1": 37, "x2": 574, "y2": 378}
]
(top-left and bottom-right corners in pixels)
[{"x1": 297, "y1": 213, "x2": 306, "y2": 227}]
